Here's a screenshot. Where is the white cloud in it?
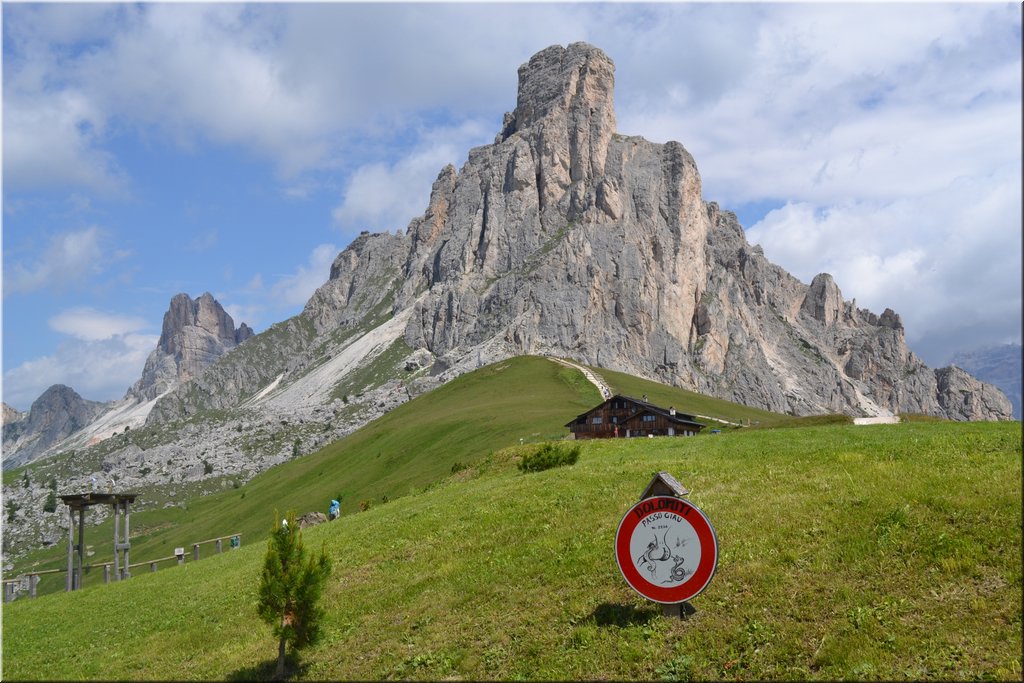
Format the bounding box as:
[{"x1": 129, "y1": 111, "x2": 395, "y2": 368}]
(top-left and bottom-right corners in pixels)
[
  {"x1": 2, "y1": 89, "x2": 127, "y2": 194},
  {"x1": 269, "y1": 243, "x2": 339, "y2": 309},
  {"x1": 747, "y1": 171, "x2": 1022, "y2": 366},
  {"x1": 332, "y1": 120, "x2": 492, "y2": 233},
  {"x1": 616, "y1": 4, "x2": 1021, "y2": 208},
  {"x1": 48, "y1": 308, "x2": 149, "y2": 342},
  {"x1": 1, "y1": 3, "x2": 588, "y2": 189},
  {"x1": 2, "y1": 333, "x2": 159, "y2": 409},
  {"x1": 5, "y1": 227, "x2": 107, "y2": 295},
  {"x1": 607, "y1": 3, "x2": 1021, "y2": 365},
  {"x1": 185, "y1": 230, "x2": 219, "y2": 253},
  {"x1": 2, "y1": 2, "x2": 1019, "y2": 377}
]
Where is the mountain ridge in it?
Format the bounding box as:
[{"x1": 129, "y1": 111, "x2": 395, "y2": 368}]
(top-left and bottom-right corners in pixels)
[
  {"x1": 3, "y1": 43, "x2": 1011, "y2": 473},
  {"x1": 139, "y1": 43, "x2": 1013, "y2": 431}
]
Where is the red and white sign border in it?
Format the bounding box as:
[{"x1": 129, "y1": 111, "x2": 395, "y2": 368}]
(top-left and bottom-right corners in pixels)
[{"x1": 615, "y1": 495, "x2": 718, "y2": 604}]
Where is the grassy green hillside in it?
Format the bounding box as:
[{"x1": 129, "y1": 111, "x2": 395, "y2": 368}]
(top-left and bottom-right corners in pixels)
[
  {"x1": 10, "y1": 356, "x2": 782, "y2": 598},
  {"x1": 7, "y1": 357, "x2": 598, "y2": 592},
  {"x1": 4, "y1": 420, "x2": 1020, "y2": 680}
]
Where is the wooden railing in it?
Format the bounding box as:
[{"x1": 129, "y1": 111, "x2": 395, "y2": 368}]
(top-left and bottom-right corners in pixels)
[{"x1": 2, "y1": 533, "x2": 241, "y2": 601}]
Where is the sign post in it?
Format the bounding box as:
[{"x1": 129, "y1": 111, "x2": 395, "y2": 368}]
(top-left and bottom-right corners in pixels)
[{"x1": 615, "y1": 473, "x2": 718, "y2": 619}]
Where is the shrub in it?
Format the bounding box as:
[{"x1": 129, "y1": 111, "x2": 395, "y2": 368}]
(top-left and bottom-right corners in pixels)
[
  {"x1": 43, "y1": 490, "x2": 57, "y2": 513},
  {"x1": 203, "y1": 460, "x2": 214, "y2": 475},
  {"x1": 358, "y1": 500, "x2": 372, "y2": 512},
  {"x1": 518, "y1": 443, "x2": 580, "y2": 473}
]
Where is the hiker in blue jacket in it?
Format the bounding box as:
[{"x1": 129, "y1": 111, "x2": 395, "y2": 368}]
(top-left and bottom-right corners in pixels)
[{"x1": 328, "y1": 499, "x2": 340, "y2": 521}]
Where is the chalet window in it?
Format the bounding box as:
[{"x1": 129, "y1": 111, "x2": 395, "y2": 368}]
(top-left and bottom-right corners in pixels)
[
  {"x1": 612, "y1": 416, "x2": 618, "y2": 424},
  {"x1": 592, "y1": 417, "x2": 603, "y2": 425},
  {"x1": 643, "y1": 414, "x2": 656, "y2": 422},
  {"x1": 577, "y1": 417, "x2": 586, "y2": 425}
]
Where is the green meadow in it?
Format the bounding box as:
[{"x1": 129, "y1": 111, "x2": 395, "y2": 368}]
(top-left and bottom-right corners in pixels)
[
  {"x1": 5, "y1": 356, "x2": 776, "y2": 597},
  {"x1": 3, "y1": 405, "x2": 1020, "y2": 679}
]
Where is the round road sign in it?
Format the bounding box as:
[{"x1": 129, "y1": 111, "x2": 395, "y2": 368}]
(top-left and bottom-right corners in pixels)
[{"x1": 615, "y1": 496, "x2": 718, "y2": 604}]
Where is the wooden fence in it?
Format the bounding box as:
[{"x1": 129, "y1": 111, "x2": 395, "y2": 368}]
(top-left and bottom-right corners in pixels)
[{"x1": 2, "y1": 533, "x2": 241, "y2": 602}]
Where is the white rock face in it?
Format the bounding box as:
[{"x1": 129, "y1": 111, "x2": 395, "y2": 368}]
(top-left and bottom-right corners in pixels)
[
  {"x1": 315, "y1": 42, "x2": 1010, "y2": 421},
  {"x1": 130, "y1": 292, "x2": 253, "y2": 402},
  {"x1": 143, "y1": 43, "x2": 1010, "y2": 423}
]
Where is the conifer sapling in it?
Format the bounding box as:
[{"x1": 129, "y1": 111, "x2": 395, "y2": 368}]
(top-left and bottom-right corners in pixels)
[{"x1": 257, "y1": 510, "x2": 332, "y2": 678}]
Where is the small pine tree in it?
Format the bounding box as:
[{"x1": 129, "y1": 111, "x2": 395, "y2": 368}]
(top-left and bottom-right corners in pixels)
[
  {"x1": 257, "y1": 510, "x2": 331, "y2": 679},
  {"x1": 43, "y1": 489, "x2": 58, "y2": 513}
]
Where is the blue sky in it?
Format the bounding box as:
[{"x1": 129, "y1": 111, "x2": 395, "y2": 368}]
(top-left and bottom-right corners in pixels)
[{"x1": 3, "y1": 2, "x2": 1021, "y2": 411}]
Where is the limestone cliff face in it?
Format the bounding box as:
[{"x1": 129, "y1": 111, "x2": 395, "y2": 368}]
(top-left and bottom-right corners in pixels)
[
  {"x1": 2, "y1": 403, "x2": 25, "y2": 427},
  {"x1": 2, "y1": 385, "x2": 109, "y2": 468},
  {"x1": 130, "y1": 292, "x2": 252, "y2": 402},
  {"x1": 304, "y1": 42, "x2": 1010, "y2": 420}
]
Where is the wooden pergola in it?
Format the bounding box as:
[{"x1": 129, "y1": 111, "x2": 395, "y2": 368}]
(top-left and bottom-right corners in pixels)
[{"x1": 59, "y1": 492, "x2": 137, "y2": 591}]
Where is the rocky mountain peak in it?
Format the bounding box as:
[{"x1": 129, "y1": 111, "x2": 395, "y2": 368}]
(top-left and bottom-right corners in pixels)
[
  {"x1": 322, "y1": 42, "x2": 1010, "y2": 422},
  {"x1": 158, "y1": 292, "x2": 238, "y2": 355},
  {"x1": 131, "y1": 292, "x2": 251, "y2": 401},
  {"x1": 494, "y1": 42, "x2": 617, "y2": 213},
  {"x1": 153, "y1": 42, "x2": 1013, "y2": 428},
  {"x1": 2, "y1": 403, "x2": 25, "y2": 426},
  {"x1": 801, "y1": 273, "x2": 844, "y2": 326},
  {"x1": 504, "y1": 42, "x2": 615, "y2": 138},
  {"x1": 2, "y1": 385, "x2": 109, "y2": 468}
]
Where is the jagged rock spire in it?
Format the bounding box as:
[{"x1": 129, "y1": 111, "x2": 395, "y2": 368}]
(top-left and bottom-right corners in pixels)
[{"x1": 131, "y1": 292, "x2": 251, "y2": 401}]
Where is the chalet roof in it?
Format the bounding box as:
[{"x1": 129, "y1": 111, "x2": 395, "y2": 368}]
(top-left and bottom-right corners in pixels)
[{"x1": 566, "y1": 394, "x2": 705, "y2": 429}]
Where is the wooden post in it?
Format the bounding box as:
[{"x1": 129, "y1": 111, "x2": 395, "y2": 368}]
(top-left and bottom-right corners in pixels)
[
  {"x1": 193, "y1": 544, "x2": 200, "y2": 561},
  {"x1": 176, "y1": 548, "x2": 185, "y2": 565},
  {"x1": 123, "y1": 499, "x2": 131, "y2": 579},
  {"x1": 112, "y1": 500, "x2": 120, "y2": 581},
  {"x1": 216, "y1": 538, "x2": 223, "y2": 554},
  {"x1": 4, "y1": 582, "x2": 14, "y2": 602},
  {"x1": 76, "y1": 507, "x2": 86, "y2": 590},
  {"x1": 150, "y1": 562, "x2": 158, "y2": 573},
  {"x1": 29, "y1": 574, "x2": 38, "y2": 598},
  {"x1": 66, "y1": 507, "x2": 74, "y2": 592},
  {"x1": 104, "y1": 564, "x2": 111, "y2": 584}
]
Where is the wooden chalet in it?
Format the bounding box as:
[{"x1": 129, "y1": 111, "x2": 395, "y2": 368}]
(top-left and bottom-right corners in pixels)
[{"x1": 566, "y1": 395, "x2": 705, "y2": 440}]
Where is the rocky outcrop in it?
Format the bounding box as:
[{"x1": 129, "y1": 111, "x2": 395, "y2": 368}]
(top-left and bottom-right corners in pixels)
[
  {"x1": 138, "y1": 43, "x2": 1011, "y2": 427},
  {"x1": 951, "y1": 344, "x2": 1022, "y2": 419},
  {"x1": 2, "y1": 403, "x2": 25, "y2": 427},
  {"x1": 130, "y1": 293, "x2": 252, "y2": 402},
  {"x1": 302, "y1": 42, "x2": 1011, "y2": 421},
  {"x1": 2, "y1": 385, "x2": 110, "y2": 468}
]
